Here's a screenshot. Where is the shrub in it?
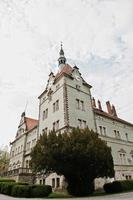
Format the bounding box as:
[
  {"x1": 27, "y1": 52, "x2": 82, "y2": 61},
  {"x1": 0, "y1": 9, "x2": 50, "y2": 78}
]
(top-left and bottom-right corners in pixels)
[
  {"x1": 11, "y1": 185, "x2": 31, "y2": 197},
  {"x1": 104, "y1": 182, "x2": 112, "y2": 194},
  {"x1": 104, "y1": 181, "x2": 122, "y2": 193},
  {"x1": 0, "y1": 179, "x2": 15, "y2": 183},
  {"x1": 0, "y1": 182, "x2": 16, "y2": 195},
  {"x1": 120, "y1": 180, "x2": 133, "y2": 191},
  {"x1": 31, "y1": 185, "x2": 52, "y2": 197},
  {"x1": 17, "y1": 182, "x2": 29, "y2": 185}
]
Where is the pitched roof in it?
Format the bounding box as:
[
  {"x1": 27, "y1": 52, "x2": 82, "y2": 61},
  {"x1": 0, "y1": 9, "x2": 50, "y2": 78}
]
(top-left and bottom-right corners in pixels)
[
  {"x1": 25, "y1": 117, "x2": 38, "y2": 131},
  {"x1": 55, "y1": 64, "x2": 73, "y2": 81},
  {"x1": 93, "y1": 107, "x2": 133, "y2": 127}
]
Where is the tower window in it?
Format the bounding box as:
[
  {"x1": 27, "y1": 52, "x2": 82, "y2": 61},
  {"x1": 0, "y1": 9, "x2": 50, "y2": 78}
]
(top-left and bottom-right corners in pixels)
[
  {"x1": 80, "y1": 101, "x2": 85, "y2": 111},
  {"x1": 56, "y1": 100, "x2": 59, "y2": 111},
  {"x1": 125, "y1": 133, "x2": 128, "y2": 141},
  {"x1": 53, "y1": 100, "x2": 59, "y2": 112},
  {"x1": 76, "y1": 99, "x2": 85, "y2": 111},
  {"x1": 76, "y1": 99, "x2": 80, "y2": 109},
  {"x1": 103, "y1": 127, "x2": 106, "y2": 135},
  {"x1": 43, "y1": 109, "x2": 48, "y2": 120},
  {"x1": 53, "y1": 103, "x2": 55, "y2": 112}
]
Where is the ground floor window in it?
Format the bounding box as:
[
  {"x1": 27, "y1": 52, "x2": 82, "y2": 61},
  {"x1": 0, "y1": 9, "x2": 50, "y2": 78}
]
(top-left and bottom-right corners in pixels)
[
  {"x1": 52, "y1": 178, "x2": 55, "y2": 188},
  {"x1": 43, "y1": 178, "x2": 45, "y2": 185},
  {"x1": 125, "y1": 175, "x2": 132, "y2": 180},
  {"x1": 56, "y1": 178, "x2": 60, "y2": 187}
]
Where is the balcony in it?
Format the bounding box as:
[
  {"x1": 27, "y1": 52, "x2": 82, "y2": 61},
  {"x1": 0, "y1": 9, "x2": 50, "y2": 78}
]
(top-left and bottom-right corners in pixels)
[{"x1": 6, "y1": 168, "x2": 33, "y2": 176}]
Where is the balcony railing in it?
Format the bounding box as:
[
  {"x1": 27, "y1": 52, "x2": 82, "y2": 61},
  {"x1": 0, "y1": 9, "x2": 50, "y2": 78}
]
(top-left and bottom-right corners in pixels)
[{"x1": 4, "y1": 168, "x2": 33, "y2": 176}]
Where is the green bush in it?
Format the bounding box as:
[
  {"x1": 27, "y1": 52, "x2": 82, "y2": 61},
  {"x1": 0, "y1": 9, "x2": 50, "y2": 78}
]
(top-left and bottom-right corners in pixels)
[
  {"x1": 104, "y1": 181, "x2": 122, "y2": 193},
  {"x1": 0, "y1": 179, "x2": 15, "y2": 183},
  {"x1": 120, "y1": 180, "x2": 133, "y2": 191},
  {"x1": 17, "y1": 182, "x2": 29, "y2": 185},
  {"x1": 31, "y1": 185, "x2": 52, "y2": 198},
  {"x1": 11, "y1": 185, "x2": 31, "y2": 197},
  {"x1": 0, "y1": 182, "x2": 16, "y2": 195},
  {"x1": 104, "y1": 180, "x2": 133, "y2": 194}
]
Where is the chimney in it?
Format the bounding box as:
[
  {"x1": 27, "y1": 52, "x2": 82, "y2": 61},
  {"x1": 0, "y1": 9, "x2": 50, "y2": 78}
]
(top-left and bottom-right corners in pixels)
[
  {"x1": 112, "y1": 104, "x2": 117, "y2": 117},
  {"x1": 106, "y1": 101, "x2": 112, "y2": 115},
  {"x1": 98, "y1": 100, "x2": 102, "y2": 110},
  {"x1": 92, "y1": 97, "x2": 96, "y2": 107}
]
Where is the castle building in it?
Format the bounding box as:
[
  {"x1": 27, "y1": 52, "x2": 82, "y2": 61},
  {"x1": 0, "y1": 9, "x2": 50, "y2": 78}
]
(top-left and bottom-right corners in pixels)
[{"x1": 8, "y1": 45, "x2": 133, "y2": 189}]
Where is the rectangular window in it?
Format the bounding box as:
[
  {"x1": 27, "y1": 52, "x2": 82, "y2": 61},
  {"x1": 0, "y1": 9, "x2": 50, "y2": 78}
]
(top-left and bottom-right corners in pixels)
[
  {"x1": 83, "y1": 120, "x2": 86, "y2": 128},
  {"x1": 52, "y1": 178, "x2": 55, "y2": 188},
  {"x1": 99, "y1": 126, "x2": 102, "y2": 135},
  {"x1": 53, "y1": 122, "x2": 56, "y2": 130},
  {"x1": 43, "y1": 109, "x2": 48, "y2": 120},
  {"x1": 53, "y1": 100, "x2": 59, "y2": 112},
  {"x1": 125, "y1": 133, "x2": 128, "y2": 141},
  {"x1": 53, "y1": 121, "x2": 59, "y2": 131},
  {"x1": 53, "y1": 103, "x2": 55, "y2": 112},
  {"x1": 114, "y1": 130, "x2": 117, "y2": 138},
  {"x1": 78, "y1": 119, "x2": 82, "y2": 128},
  {"x1": 103, "y1": 127, "x2": 106, "y2": 135},
  {"x1": 76, "y1": 99, "x2": 85, "y2": 111},
  {"x1": 56, "y1": 120, "x2": 59, "y2": 130},
  {"x1": 80, "y1": 101, "x2": 85, "y2": 111},
  {"x1": 46, "y1": 109, "x2": 48, "y2": 118},
  {"x1": 117, "y1": 131, "x2": 120, "y2": 138},
  {"x1": 56, "y1": 100, "x2": 59, "y2": 111},
  {"x1": 43, "y1": 111, "x2": 45, "y2": 120},
  {"x1": 56, "y1": 178, "x2": 60, "y2": 188},
  {"x1": 76, "y1": 99, "x2": 80, "y2": 109}
]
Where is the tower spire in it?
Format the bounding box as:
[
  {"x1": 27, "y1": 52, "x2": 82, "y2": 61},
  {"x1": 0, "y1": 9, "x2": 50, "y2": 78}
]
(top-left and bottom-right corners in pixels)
[{"x1": 58, "y1": 42, "x2": 66, "y2": 67}]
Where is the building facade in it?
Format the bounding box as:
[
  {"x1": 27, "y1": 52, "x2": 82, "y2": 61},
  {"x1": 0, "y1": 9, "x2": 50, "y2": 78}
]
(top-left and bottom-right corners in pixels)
[{"x1": 8, "y1": 46, "x2": 133, "y2": 189}]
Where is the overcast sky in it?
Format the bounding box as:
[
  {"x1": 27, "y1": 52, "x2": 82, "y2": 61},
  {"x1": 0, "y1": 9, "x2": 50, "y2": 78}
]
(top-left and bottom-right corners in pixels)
[{"x1": 0, "y1": 0, "x2": 133, "y2": 148}]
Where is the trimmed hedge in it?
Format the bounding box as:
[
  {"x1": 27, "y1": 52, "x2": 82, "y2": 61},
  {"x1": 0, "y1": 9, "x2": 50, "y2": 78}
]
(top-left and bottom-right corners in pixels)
[
  {"x1": 0, "y1": 181, "x2": 52, "y2": 198},
  {"x1": 0, "y1": 182, "x2": 17, "y2": 195},
  {"x1": 104, "y1": 181, "x2": 122, "y2": 193},
  {"x1": 30, "y1": 185, "x2": 52, "y2": 198},
  {"x1": 104, "y1": 180, "x2": 133, "y2": 194},
  {"x1": 120, "y1": 180, "x2": 133, "y2": 191},
  {"x1": 11, "y1": 185, "x2": 31, "y2": 197},
  {"x1": 17, "y1": 182, "x2": 29, "y2": 185},
  {"x1": 0, "y1": 179, "x2": 15, "y2": 183}
]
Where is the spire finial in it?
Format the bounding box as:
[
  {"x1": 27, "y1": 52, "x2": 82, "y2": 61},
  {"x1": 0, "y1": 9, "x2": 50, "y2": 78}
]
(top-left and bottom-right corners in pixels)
[
  {"x1": 59, "y1": 41, "x2": 64, "y2": 56},
  {"x1": 61, "y1": 41, "x2": 63, "y2": 48},
  {"x1": 58, "y1": 42, "x2": 66, "y2": 66}
]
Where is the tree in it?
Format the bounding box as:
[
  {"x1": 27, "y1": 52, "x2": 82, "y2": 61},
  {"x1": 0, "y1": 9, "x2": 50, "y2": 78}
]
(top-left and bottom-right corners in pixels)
[
  {"x1": 31, "y1": 128, "x2": 114, "y2": 196},
  {"x1": 0, "y1": 146, "x2": 9, "y2": 176}
]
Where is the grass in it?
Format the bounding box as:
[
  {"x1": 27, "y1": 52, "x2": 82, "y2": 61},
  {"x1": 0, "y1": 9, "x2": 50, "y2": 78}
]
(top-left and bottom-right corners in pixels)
[
  {"x1": 48, "y1": 192, "x2": 72, "y2": 198},
  {"x1": 48, "y1": 189, "x2": 133, "y2": 198}
]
